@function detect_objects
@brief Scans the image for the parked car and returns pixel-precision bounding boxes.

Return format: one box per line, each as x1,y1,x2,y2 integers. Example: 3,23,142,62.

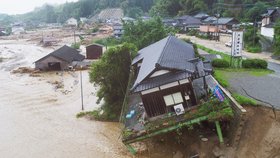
227,30,232,34
225,41,232,47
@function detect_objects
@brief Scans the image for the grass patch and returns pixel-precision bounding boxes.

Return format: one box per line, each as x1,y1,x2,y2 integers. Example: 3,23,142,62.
197,44,231,62
232,93,258,106
245,45,262,53
76,110,106,120
76,111,92,118
93,37,122,47
215,68,273,77
213,69,230,88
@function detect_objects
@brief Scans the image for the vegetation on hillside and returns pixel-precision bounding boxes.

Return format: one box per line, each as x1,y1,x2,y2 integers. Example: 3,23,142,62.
1,0,280,26
0,0,155,25
150,0,277,21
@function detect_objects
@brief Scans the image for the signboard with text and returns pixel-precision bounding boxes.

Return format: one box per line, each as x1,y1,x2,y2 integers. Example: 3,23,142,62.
231,31,243,57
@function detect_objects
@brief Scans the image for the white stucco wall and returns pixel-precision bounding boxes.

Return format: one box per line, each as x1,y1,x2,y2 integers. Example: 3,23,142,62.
261,27,274,39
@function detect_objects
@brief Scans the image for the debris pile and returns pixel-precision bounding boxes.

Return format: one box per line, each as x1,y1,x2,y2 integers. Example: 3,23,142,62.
12,67,40,74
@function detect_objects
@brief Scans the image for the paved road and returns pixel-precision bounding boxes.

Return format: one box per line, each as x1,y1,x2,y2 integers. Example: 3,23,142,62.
228,73,280,109
183,35,280,76
189,35,280,109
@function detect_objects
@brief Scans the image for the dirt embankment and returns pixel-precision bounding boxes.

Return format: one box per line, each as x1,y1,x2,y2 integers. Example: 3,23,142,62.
236,106,280,158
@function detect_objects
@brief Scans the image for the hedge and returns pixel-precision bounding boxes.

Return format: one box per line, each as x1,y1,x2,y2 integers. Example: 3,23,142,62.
212,59,230,68
242,59,268,69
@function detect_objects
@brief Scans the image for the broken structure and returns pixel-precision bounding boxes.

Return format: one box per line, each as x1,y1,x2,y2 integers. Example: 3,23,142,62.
121,36,246,154
35,45,85,71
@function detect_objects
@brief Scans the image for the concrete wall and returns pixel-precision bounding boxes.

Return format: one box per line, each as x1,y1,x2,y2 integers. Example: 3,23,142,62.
35,55,69,71
261,27,274,40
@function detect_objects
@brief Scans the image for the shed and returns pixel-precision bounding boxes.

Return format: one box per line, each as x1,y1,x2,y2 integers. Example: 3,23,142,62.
35,45,85,71
86,44,104,59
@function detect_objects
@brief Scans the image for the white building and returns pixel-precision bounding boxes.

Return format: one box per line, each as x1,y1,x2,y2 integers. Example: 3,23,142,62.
66,18,78,27
260,7,280,41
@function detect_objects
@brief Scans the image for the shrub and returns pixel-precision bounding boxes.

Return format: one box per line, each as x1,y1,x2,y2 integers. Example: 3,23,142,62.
212,59,230,68
187,29,198,36
242,59,268,69
245,45,262,53
232,93,257,106
71,42,80,49
213,70,229,88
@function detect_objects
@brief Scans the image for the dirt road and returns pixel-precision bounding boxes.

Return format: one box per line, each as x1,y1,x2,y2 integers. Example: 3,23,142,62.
0,41,130,158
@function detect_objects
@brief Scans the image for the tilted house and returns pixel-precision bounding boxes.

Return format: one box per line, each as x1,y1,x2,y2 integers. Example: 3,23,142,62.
130,36,212,118
35,45,85,71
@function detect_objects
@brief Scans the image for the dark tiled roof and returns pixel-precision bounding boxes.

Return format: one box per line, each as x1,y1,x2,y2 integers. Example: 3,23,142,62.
202,16,217,23
35,45,85,63
203,17,238,25
133,71,192,93
131,36,196,90
216,18,237,25
194,12,209,19
176,15,201,25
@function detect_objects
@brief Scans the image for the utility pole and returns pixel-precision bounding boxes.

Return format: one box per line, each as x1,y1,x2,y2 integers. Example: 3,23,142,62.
74,29,76,44
253,19,256,46
80,67,84,111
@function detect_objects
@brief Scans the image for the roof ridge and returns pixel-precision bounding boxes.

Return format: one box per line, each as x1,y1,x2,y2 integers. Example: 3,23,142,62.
156,36,172,66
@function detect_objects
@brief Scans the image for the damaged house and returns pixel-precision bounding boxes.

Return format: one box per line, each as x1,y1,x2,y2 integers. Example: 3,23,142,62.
130,36,212,118
121,36,246,154
35,45,85,71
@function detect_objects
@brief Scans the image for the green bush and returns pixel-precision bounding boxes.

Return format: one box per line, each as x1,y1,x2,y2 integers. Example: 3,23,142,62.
71,42,80,49
212,59,230,68
94,37,122,47
246,45,262,53
232,93,257,106
187,29,198,36
242,59,268,69
196,34,209,39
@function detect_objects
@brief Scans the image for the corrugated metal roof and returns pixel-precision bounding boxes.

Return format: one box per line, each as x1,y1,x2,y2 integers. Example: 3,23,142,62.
132,36,196,90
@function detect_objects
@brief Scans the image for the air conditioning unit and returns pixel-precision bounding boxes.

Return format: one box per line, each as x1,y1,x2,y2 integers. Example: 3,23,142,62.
174,104,185,116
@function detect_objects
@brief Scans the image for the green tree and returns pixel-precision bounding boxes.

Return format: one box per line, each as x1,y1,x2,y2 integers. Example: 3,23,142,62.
122,17,175,49
273,21,280,55
89,43,137,120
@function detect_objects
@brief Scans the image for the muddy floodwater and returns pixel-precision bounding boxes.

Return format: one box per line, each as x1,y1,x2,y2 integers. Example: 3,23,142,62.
0,41,131,158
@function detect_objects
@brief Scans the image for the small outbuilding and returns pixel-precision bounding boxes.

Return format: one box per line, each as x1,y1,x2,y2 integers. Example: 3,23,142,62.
86,44,104,59
35,45,85,71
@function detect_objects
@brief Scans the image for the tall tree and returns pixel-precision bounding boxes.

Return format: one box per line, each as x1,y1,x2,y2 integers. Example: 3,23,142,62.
273,21,280,55
122,17,175,49
89,43,137,120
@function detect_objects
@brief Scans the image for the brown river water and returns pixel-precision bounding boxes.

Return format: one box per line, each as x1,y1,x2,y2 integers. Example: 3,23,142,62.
0,41,131,158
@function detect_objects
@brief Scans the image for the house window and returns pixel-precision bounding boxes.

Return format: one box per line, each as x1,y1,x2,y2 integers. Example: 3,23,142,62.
163,92,183,106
